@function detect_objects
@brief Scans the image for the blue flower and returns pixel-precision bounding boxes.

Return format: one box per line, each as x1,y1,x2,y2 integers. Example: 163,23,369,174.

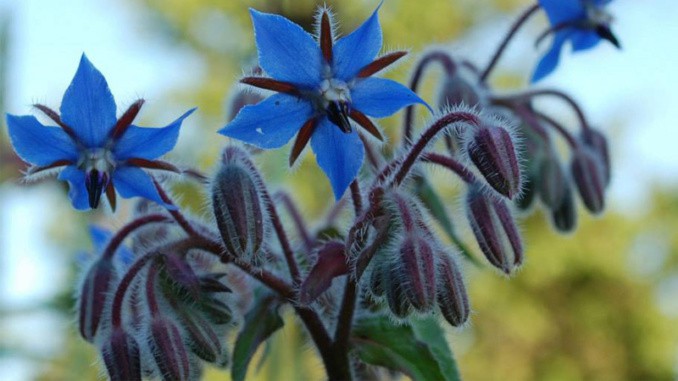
219,4,429,199
6,54,195,210
88,225,135,266
532,0,620,82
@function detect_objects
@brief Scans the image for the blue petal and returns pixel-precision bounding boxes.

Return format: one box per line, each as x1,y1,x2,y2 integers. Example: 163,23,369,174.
88,225,113,253
250,9,322,88
112,166,171,208
333,3,383,81
571,31,601,52
531,32,569,82
538,0,585,25
219,93,313,148
60,54,117,147
6,114,79,165
350,77,430,118
58,166,90,210
113,108,195,160
310,117,364,200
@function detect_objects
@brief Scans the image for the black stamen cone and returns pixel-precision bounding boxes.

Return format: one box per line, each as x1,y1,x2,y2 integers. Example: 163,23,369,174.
327,101,352,133
595,25,620,48
85,169,108,209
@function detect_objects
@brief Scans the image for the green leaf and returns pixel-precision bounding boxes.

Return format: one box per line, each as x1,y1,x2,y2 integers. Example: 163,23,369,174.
414,176,482,267
411,317,461,381
352,314,461,381
231,293,284,381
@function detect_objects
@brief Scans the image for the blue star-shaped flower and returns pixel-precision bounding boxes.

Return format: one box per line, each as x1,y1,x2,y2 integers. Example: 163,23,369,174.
6,54,195,210
219,4,429,199
532,0,620,82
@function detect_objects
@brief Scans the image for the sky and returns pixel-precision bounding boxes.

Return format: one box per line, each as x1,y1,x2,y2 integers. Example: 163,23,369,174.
0,0,677,380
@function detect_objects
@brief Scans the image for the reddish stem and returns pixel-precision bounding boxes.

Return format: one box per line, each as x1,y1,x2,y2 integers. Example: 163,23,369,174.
102,214,170,260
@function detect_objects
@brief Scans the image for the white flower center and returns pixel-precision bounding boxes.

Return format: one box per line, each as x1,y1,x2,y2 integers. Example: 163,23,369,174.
319,78,351,109
78,148,116,173
585,1,612,26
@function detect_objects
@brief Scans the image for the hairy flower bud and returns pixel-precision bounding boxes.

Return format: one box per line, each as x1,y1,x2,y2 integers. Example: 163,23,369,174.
397,234,436,312
466,186,523,275
580,127,611,186
551,184,577,233
571,147,606,214
148,318,192,381
385,263,411,318
176,308,227,366
467,124,521,199
158,254,201,300
437,74,483,108
199,296,234,325
436,253,469,327
538,153,567,208
212,146,266,262
101,327,141,381
78,257,117,342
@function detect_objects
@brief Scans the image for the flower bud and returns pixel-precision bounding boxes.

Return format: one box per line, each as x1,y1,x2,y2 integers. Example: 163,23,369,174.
397,234,436,312
78,257,117,342
100,327,141,381
570,147,605,214
157,254,201,300
538,153,567,209
436,253,469,327
368,258,389,298
199,296,234,325
148,318,192,381
175,308,226,366
212,146,266,262
580,127,610,186
466,186,523,275
228,88,264,122
467,124,521,199
437,74,483,108
199,273,232,294
551,184,577,233
385,263,411,318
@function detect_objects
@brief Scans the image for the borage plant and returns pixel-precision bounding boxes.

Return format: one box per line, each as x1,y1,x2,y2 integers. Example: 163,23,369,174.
5,1,620,380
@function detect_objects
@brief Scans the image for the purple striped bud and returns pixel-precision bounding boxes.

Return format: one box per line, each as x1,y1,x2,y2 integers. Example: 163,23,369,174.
466,186,523,275
212,147,266,262
78,257,117,342
467,124,521,199
551,184,577,233
436,253,469,327
101,327,141,381
148,318,192,381
158,254,201,300
199,273,232,294
199,296,234,325
580,128,611,186
571,147,606,214
538,153,567,209
397,235,436,312
368,258,389,298
176,308,226,366
385,263,411,318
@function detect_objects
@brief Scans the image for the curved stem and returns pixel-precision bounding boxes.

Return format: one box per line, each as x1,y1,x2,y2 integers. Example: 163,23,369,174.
275,191,314,252
479,3,540,82
102,214,170,260
260,187,301,284
533,110,579,148
420,152,477,183
492,89,591,131
402,51,457,144
392,111,481,187
153,179,201,238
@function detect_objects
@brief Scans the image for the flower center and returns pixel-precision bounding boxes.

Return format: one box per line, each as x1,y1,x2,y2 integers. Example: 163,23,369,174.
319,78,352,133
584,2,612,27
77,148,116,209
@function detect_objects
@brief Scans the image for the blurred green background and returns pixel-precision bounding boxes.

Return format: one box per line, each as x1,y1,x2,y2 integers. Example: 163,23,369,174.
1,0,677,380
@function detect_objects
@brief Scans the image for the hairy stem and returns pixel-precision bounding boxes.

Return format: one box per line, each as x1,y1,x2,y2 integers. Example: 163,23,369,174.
492,89,591,131
479,3,541,82
102,214,170,261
